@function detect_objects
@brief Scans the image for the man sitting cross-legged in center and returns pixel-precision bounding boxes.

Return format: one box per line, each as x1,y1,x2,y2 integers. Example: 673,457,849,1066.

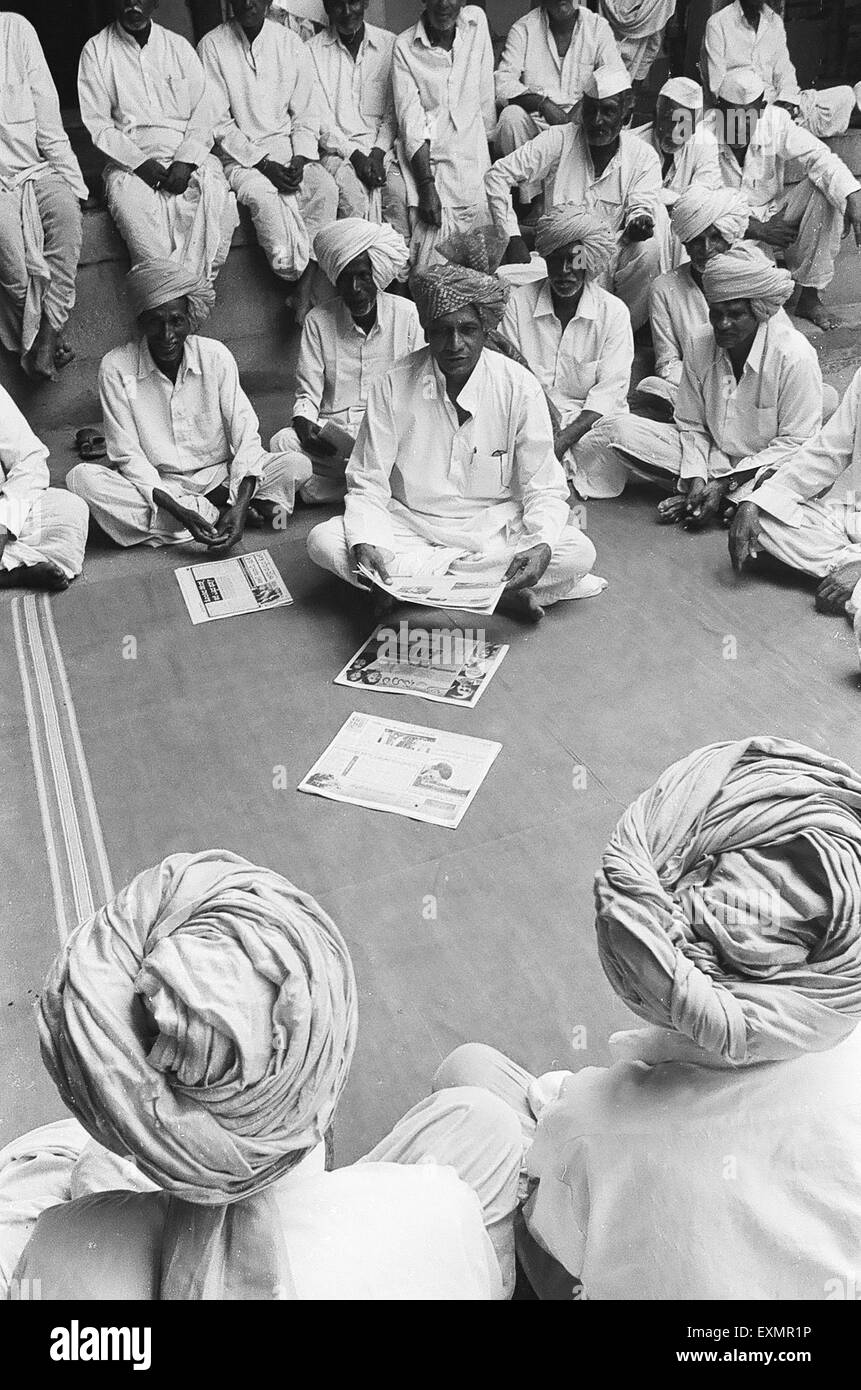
67,261,300,549
307,260,601,623
269,219,423,509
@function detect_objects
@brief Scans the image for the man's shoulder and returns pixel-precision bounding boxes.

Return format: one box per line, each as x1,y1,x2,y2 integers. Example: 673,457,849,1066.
365,23,396,54
190,334,237,369
152,20,198,58
100,339,141,376
686,322,718,365
372,345,432,392
3,11,37,45
381,292,421,325
591,281,631,322
621,128,660,167
651,264,694,301
197,21,233,54
509,8,539,38
769,313,819,365
483,345,540,394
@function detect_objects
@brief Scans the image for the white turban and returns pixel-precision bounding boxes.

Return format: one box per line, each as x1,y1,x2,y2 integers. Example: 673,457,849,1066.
313,218,410,289
595,738,861,1065
534,205,617,277
126,259,214,330
39,850,358,1203
583,63,632,100
718,67,767,105
670,183,750,248
659,77,704,111
702,244,794,320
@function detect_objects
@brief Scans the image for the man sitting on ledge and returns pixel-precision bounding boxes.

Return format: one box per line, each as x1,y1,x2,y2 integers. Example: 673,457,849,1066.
67,261,300,548
307,260,601,623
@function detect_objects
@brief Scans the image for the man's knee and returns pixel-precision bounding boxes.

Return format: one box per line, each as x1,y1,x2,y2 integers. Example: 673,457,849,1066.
64,461,104,502
306,516,346,571
434,1042,516,1093
496,104,535,147
434,1084,523,1156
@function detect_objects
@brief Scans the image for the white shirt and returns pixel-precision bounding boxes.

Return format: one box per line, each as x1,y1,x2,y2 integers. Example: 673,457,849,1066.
392,7,496,208
307,24,397,160
78,21,214,171
98,335,270,507
525,1024,861,1300
649,263,708,385
198,18,320,169
703,0,800,105
750,364,861,540
494,5,622,108
292,293,425,428
501,278,633,420
486,125,662,240
0,12,87,197
344,346,570,553
0,381,49,538
707,102,860,216
633,120,722,206
675,314,823,482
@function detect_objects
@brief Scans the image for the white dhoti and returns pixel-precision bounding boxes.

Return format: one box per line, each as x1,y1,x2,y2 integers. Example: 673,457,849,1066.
408,199,492,273
66,452,305,548
597,209,669,331
757,495,861,603
104,156,237,288
1,487,89,577
320,154,410,244
797,86,858,139
494,107,548,202
227,163,338,282
0,175,83,356
307,509,600,606
268,425,348,508
751,177,845,291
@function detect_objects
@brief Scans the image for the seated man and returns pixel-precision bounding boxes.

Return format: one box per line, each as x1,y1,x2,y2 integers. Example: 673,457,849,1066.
270,218,423,507
604,246,825,521
633,78,722,267
709,68,861,330
0,385,88,592
78,0,237,290
494,0,623,218
0,12,87,381
392,0,497,269
704,0,860,139
67,261,299,548
499,205,634,500
308,0,409,240
597,0,676,84
730,365,861,621
636,182,752,415
0,850,523,1299
486,64,666,330
307,260,600,624
439,736,861,1300
199,0,338,321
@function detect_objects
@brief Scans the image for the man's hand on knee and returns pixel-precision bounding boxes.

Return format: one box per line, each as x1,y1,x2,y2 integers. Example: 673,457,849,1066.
503,542,551,591
350,542,394,586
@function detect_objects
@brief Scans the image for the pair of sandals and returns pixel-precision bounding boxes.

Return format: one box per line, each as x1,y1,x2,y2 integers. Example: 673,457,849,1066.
74,426,106,461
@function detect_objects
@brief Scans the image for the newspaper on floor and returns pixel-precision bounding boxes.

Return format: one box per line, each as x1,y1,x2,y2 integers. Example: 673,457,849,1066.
298,712,502,828
356,563,507,616
175,549,293,624
334,622,509,708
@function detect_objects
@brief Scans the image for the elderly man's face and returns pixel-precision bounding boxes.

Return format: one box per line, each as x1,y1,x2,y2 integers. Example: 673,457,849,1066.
425,0,462,36
719,100,763,148
686,225,731,274
545,246,587,300
709,297,759,350
230,0,269,33
114,0,158,33
427,306,484,382
336,252,377,320
656,96,696,153
140,297,192,371
582,92,630,146
324,0,368,35
542,0,578,24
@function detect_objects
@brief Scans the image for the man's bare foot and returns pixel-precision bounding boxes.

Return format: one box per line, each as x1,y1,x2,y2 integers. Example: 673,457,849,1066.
497,586,545,622
815,560,861,613
795,287,837,331
657,494,686,525
0,561,70,592
24,319,60,381
54,336,75,371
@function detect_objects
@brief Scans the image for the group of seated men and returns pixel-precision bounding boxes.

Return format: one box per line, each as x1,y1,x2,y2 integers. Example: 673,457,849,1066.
1,2,860,630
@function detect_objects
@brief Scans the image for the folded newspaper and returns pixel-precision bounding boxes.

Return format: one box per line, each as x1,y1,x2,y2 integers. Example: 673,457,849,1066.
299,712,501,828
335,622,508,708
356,563,506,616
175,549,293,624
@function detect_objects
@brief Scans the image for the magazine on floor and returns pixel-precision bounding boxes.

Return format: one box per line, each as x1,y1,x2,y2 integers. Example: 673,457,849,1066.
356,563,507,616
334,622,509,708
298,712,502,828
175,549,293,624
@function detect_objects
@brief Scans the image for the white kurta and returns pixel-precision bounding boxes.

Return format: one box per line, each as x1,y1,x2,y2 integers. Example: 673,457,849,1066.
495,5,624,110
392,7,496,267
524,1024,861,1300
0,383,87,578
648,262,707,387
703,0,857,137
597,0,675,81
198,18,337,280
78,22,236,284
0,14,86,353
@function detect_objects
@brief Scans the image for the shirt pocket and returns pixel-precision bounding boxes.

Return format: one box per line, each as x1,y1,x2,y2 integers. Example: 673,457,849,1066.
152,73,192,118
749,402,779,450
568,358,600,399
0,80,36,126
463,451,508,498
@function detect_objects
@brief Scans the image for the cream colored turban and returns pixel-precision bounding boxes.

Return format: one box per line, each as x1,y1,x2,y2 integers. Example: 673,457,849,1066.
670,184,750,248
534,205,617,277
39,850,358,1203
313,218,410,289
126,259,214,330
702,244,794,320
595,738,861,1065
